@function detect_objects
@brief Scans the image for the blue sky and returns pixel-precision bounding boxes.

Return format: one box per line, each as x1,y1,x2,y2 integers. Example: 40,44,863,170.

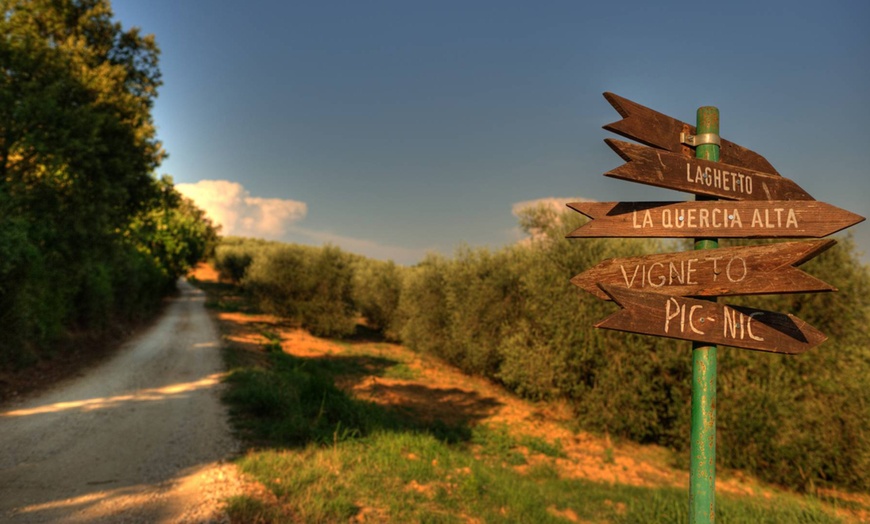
112,0,869,265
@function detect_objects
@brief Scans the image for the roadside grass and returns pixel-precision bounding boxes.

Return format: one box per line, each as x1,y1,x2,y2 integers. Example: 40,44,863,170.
198,275,849,523
192,278,252,313
234,438,840,523
220,342,844,523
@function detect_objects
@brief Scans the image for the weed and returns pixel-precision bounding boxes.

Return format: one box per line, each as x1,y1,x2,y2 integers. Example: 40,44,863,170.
206,273,851,523
224,495,280,523
519,435,566,458
382,361,419,380
471,425,526,466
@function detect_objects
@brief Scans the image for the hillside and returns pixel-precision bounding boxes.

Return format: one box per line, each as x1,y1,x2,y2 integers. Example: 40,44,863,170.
192,263,869,523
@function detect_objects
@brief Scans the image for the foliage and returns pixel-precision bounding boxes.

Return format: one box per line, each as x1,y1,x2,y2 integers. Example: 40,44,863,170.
128,175,220,280
213,244,254,284
395,204,870,492
714,236,870,490
227,240,359,337
211,203,870,492
351,257,404,339
217,320,845,523
0,1,218,366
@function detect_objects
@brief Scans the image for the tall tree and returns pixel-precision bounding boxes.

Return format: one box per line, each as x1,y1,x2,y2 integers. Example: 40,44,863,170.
0,1,217,364
1,0,163,238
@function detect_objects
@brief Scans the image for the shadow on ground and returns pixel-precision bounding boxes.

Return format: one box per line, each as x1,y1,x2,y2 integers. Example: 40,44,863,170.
201,286,506,450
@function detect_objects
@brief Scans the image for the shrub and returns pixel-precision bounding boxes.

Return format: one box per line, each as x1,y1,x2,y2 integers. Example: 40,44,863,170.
211,212,870,492
390,204,870,492
352,257,405,338
214,244,254,284
395,254,451,358
300,245,357,337
240,242,358,338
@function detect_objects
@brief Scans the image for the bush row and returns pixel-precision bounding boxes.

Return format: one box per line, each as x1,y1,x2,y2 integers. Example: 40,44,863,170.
213,204,870,492
0,3,219,369
0,181,218,369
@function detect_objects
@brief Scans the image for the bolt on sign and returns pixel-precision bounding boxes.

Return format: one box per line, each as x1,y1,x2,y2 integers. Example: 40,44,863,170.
568,93,865,354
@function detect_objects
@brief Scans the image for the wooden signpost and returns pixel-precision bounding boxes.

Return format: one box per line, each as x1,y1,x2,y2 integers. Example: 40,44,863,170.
596,285,827,355
568,93,865,523
572,240,836,300
566,201,864,239
602,92,780,175
603,139,814,201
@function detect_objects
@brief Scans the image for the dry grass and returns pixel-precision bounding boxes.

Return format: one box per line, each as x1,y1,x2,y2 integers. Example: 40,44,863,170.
190,262,869,523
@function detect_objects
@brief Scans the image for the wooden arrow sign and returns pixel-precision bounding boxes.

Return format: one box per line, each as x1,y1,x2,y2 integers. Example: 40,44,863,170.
572,240,836,300
596,285,826,354
602,92,781,175
604,139,814,201
566,201,865,239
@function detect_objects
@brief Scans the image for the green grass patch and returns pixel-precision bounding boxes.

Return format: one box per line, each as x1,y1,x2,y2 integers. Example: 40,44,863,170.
195,280,251,313
519,435,566,459
234,432,843,523
224,495,281,523
224,354,397,446
222,343,470,448
471,424,526,466
381,361,419,380
258,329,283,354
216,299,848,523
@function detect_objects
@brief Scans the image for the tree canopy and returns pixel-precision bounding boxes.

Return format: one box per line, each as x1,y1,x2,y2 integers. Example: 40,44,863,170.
1,0,218,365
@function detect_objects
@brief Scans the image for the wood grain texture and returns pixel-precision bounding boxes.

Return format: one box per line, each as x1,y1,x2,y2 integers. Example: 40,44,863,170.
566,201,865,239
602,92,781,175
604,139,814,201
571,240,836,299
596,284,827,354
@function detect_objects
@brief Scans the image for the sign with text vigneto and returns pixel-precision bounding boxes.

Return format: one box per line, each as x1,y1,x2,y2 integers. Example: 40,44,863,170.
572,239,836,300
569,93,865,354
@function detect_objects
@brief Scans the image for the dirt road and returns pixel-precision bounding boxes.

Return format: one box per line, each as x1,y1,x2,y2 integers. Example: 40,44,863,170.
0,280,240,523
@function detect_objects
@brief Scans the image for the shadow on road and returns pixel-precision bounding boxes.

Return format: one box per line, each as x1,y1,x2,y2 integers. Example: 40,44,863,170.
0,281,237,523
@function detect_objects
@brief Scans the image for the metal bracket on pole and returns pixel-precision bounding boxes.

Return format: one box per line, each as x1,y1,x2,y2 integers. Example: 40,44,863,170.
681,132,721,147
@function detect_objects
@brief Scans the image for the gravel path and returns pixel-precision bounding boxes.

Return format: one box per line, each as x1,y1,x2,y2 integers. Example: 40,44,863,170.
0,280,242,523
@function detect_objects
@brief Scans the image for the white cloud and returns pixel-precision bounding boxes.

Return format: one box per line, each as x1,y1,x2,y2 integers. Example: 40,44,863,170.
176,179,307,239
510,196,595,217
175,179,431,264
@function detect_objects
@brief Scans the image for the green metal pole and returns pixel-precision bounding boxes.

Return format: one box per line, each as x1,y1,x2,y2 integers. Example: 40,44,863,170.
689,106,720,524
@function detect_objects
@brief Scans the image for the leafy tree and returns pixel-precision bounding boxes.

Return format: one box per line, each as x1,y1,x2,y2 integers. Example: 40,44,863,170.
0,1,217,364
1,0,163,233
129,176,221,281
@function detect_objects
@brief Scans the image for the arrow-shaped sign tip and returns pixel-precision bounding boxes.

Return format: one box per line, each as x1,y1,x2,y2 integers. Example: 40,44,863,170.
565,201,594,218
603,138,634,162
602,92,630,118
